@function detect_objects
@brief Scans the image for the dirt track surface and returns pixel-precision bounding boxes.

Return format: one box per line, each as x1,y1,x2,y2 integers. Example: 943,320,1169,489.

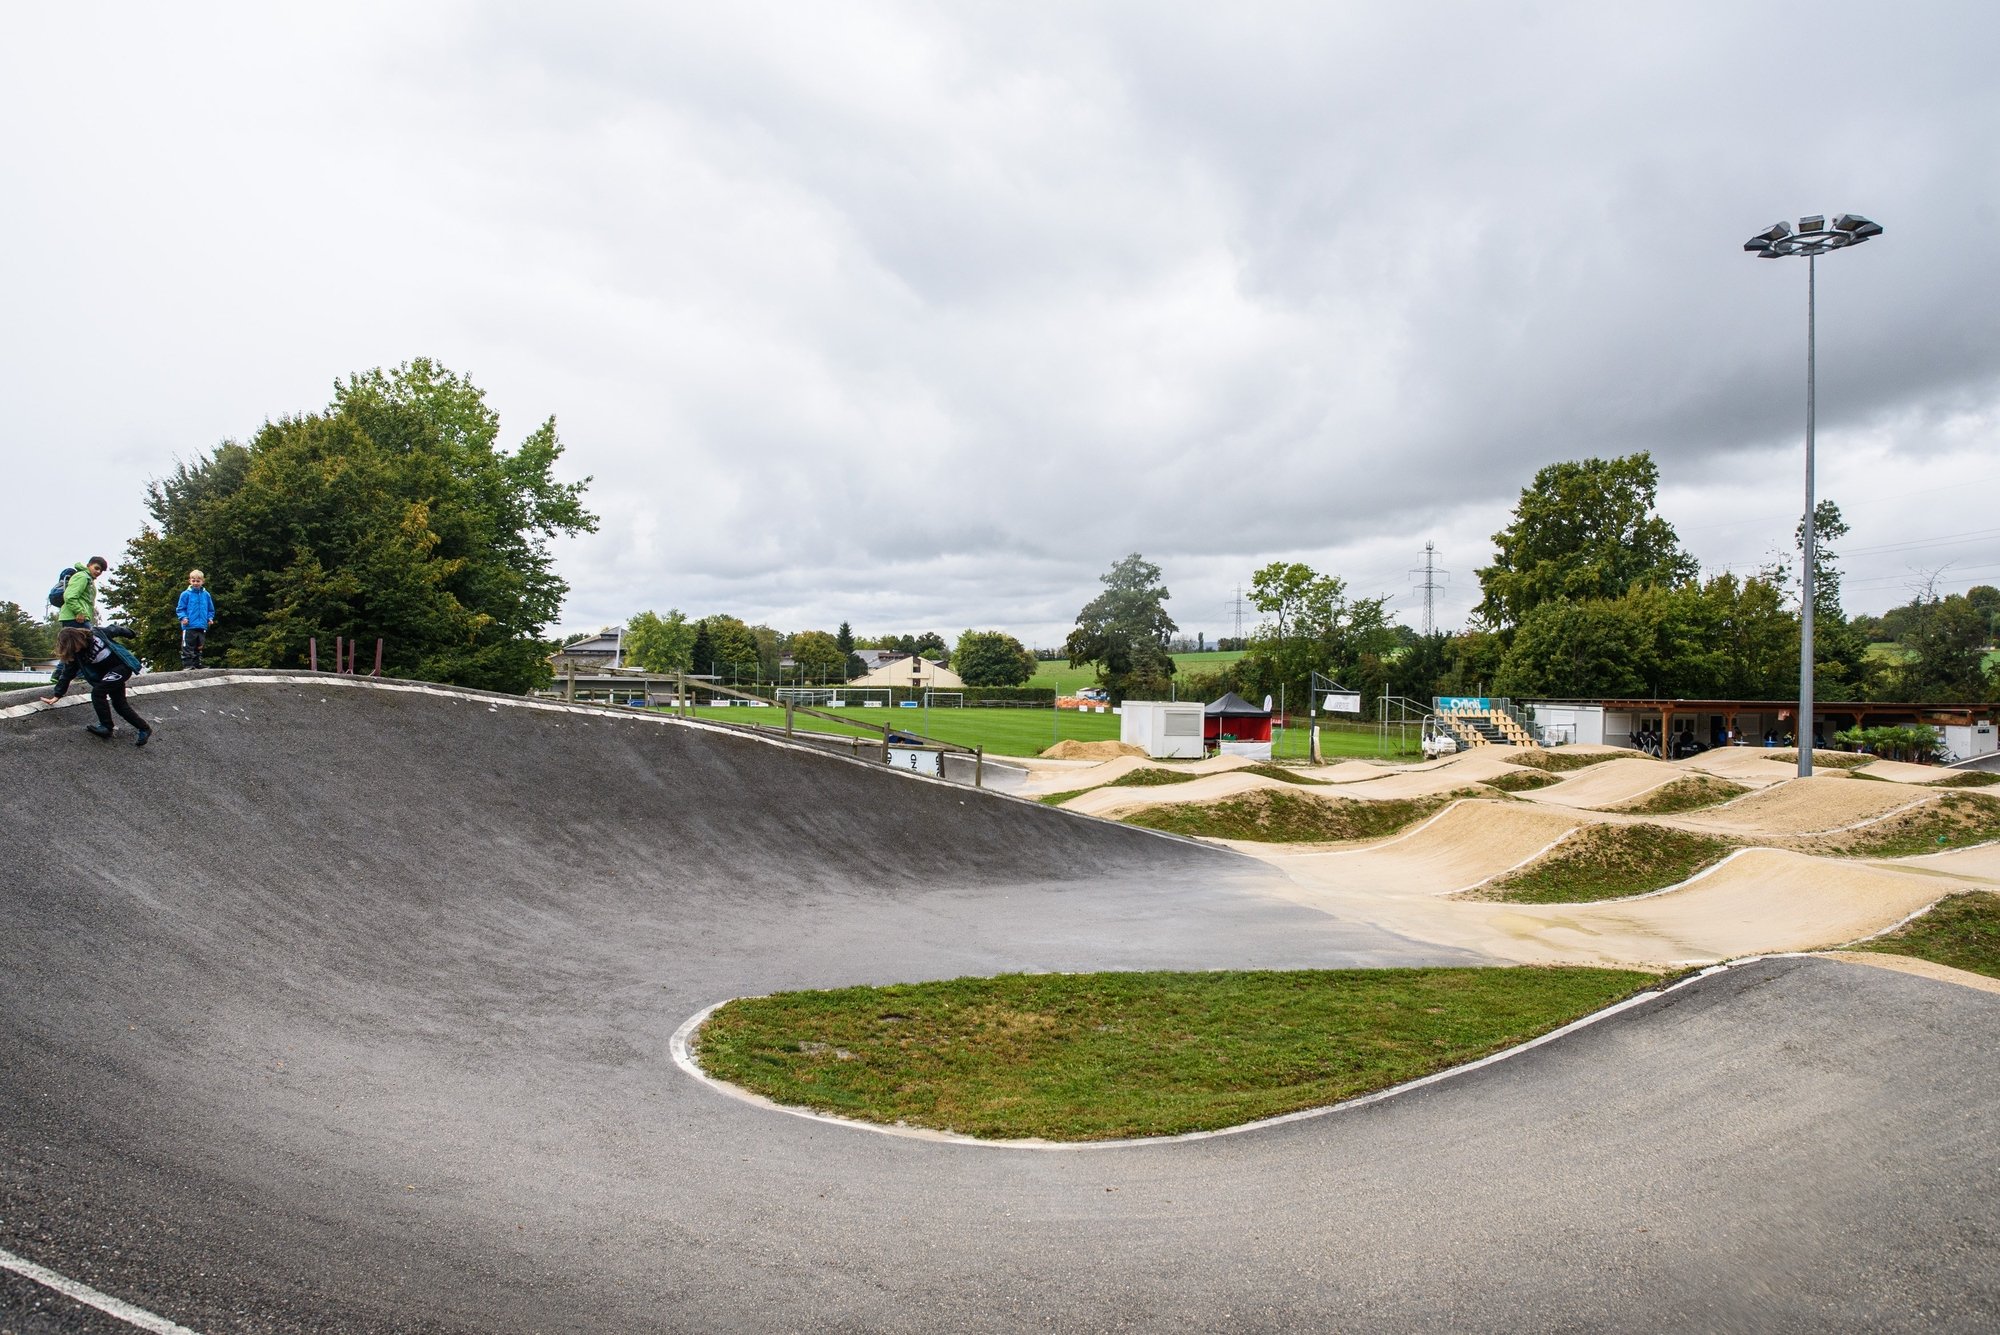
3,677,1998,1332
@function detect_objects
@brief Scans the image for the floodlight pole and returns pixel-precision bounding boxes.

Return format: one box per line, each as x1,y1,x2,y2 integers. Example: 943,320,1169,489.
1800,253,1816,779
1743,212,1882,779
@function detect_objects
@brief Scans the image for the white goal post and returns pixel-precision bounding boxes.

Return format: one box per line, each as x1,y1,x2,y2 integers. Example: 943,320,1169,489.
777,686,893,708
922,691,964,709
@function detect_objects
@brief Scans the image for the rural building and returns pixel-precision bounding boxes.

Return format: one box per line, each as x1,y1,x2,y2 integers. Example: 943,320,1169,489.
850,654,964,690
549,627,623,673
1526,697,1998,761
1121,701,1206,759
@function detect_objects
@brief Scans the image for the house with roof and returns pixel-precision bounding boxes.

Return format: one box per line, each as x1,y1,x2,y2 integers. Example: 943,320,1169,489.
549,627,623,673
850,652,964,690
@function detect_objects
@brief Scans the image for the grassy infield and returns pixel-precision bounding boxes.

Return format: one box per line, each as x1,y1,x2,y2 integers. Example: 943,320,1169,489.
698,740,2000,1141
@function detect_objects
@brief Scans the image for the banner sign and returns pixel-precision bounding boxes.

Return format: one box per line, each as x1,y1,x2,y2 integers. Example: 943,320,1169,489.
1437,697,1492,711
1323,692,1362,714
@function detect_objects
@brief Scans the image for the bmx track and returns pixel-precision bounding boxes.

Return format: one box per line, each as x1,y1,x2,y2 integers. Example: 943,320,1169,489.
2,673,1996,1332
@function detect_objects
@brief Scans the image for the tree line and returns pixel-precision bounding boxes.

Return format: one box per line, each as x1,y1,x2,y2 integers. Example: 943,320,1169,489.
616,613,1040,687
1063,453,1997,711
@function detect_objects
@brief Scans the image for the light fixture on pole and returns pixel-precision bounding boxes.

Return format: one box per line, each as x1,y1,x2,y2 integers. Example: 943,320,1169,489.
1743,213,1882,779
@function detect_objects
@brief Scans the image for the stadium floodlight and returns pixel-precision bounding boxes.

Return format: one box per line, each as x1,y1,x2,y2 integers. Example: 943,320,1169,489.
1742,212,1883,778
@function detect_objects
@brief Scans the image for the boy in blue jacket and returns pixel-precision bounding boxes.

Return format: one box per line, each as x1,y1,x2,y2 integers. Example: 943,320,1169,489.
176,569,216,669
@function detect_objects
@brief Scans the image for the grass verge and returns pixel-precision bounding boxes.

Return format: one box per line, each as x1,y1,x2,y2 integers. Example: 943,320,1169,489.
1105,767,1200,787
1119,788,1478,843
1933,771,2000,789
1769,750,1872,769
1801,792,2000,858
694,966,1657,1140
1505,750,1630,772
1609,775,1748,815
1475,824,1735,903
1850,892,2000,980
1481,770,1559,793
1238,762,1329,785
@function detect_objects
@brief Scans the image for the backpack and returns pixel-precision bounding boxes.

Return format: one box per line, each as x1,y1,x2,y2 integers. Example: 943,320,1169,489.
47,566,77,609
104,636,143,677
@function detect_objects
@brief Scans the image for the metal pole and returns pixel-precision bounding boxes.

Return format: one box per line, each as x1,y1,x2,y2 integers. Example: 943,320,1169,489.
1799,254,1817,779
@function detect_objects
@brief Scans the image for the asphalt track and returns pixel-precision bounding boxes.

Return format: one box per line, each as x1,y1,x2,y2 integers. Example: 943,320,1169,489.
2,674,1996,1332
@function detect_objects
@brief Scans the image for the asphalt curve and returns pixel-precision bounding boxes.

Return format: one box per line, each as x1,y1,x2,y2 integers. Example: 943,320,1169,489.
2,674,1995,1333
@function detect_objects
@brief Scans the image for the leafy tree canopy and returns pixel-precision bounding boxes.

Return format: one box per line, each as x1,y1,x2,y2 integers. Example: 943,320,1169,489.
1237,560,1393,711
108,359,595,693
952,629,1036,686
788,629,846,681
624,609,694,672
1065,553,1177,700
693,615,761,678
1476,453,1697,628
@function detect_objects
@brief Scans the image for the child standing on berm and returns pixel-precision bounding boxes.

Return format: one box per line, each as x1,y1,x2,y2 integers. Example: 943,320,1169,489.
177,568,216,669
41,626,152,746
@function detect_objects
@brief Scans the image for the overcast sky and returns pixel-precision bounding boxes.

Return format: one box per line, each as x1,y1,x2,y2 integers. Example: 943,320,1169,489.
4,2,1996,650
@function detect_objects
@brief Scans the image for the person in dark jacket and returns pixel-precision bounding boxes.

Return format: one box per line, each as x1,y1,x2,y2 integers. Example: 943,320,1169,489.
40,625,152,745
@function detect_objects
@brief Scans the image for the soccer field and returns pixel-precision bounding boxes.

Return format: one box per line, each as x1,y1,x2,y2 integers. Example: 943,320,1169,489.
661,702,1418,761
666,703,1123,757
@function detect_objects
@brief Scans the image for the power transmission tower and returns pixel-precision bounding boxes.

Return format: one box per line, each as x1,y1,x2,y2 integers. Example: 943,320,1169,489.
1231,585,1246,644
1409,543,1450,636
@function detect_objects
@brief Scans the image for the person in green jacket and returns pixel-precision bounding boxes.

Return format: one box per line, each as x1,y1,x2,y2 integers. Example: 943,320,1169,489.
58,557,107,628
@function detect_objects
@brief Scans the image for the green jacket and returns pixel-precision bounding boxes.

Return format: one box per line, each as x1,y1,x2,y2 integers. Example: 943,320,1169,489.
59,562,96,623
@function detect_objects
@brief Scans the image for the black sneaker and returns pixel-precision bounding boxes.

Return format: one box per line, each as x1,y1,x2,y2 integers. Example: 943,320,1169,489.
135,728,152,747
86,724,112,740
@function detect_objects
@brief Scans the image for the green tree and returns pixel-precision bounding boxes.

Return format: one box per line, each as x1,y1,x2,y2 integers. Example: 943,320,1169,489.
1895,587,1992,701
1065,553,1178,700
836,621,864,681
0,602,55,670
951,629,1036,686
1239,561,1393,713
624,609,694,672
788,630,846,681
1768,500,1871,699
1494,598,1653,697
694,615,760,680
107,359,595,693
1476,453,1697,629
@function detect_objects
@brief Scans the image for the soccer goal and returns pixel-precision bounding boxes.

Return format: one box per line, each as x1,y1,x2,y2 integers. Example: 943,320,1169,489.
922,691,964,709
775,687,840,707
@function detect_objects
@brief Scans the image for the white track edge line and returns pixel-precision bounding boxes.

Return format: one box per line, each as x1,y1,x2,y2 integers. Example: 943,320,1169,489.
668,961,1759,1152
0,1245,205,1335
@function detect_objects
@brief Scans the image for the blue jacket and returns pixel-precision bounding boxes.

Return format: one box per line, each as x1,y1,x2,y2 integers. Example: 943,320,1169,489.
176,586,216,629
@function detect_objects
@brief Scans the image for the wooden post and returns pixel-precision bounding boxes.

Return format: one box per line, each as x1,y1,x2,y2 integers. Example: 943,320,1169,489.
975,745,984,789
786,701,795,737
309,637,318,672
334,636,343,673
565,663,575,702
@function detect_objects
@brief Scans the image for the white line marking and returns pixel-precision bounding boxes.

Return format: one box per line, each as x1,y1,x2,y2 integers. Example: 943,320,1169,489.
0,1246,205,1334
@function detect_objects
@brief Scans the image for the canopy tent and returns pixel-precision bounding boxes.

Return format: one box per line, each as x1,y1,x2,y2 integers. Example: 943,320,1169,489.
1204,692,1273,743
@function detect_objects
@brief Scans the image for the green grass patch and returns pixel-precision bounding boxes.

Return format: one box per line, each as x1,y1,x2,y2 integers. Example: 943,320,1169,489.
1038,788,1093,806
1932,771,2000,789
1120,788,1477,843
1821,792,2000,858
1105,767,1200,788
1505,749,1630,772
1610,775,1748,815
1769,750,1872,769
694,966,1657,1140
1478,824,1734,903
1238,762,1328,785
670,702,1122,757
1481,769,1560,793
1851,892,2000,980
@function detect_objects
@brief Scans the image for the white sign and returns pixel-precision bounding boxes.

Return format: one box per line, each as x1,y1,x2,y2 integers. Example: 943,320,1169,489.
887,747,944,777
1323,692,1361,714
